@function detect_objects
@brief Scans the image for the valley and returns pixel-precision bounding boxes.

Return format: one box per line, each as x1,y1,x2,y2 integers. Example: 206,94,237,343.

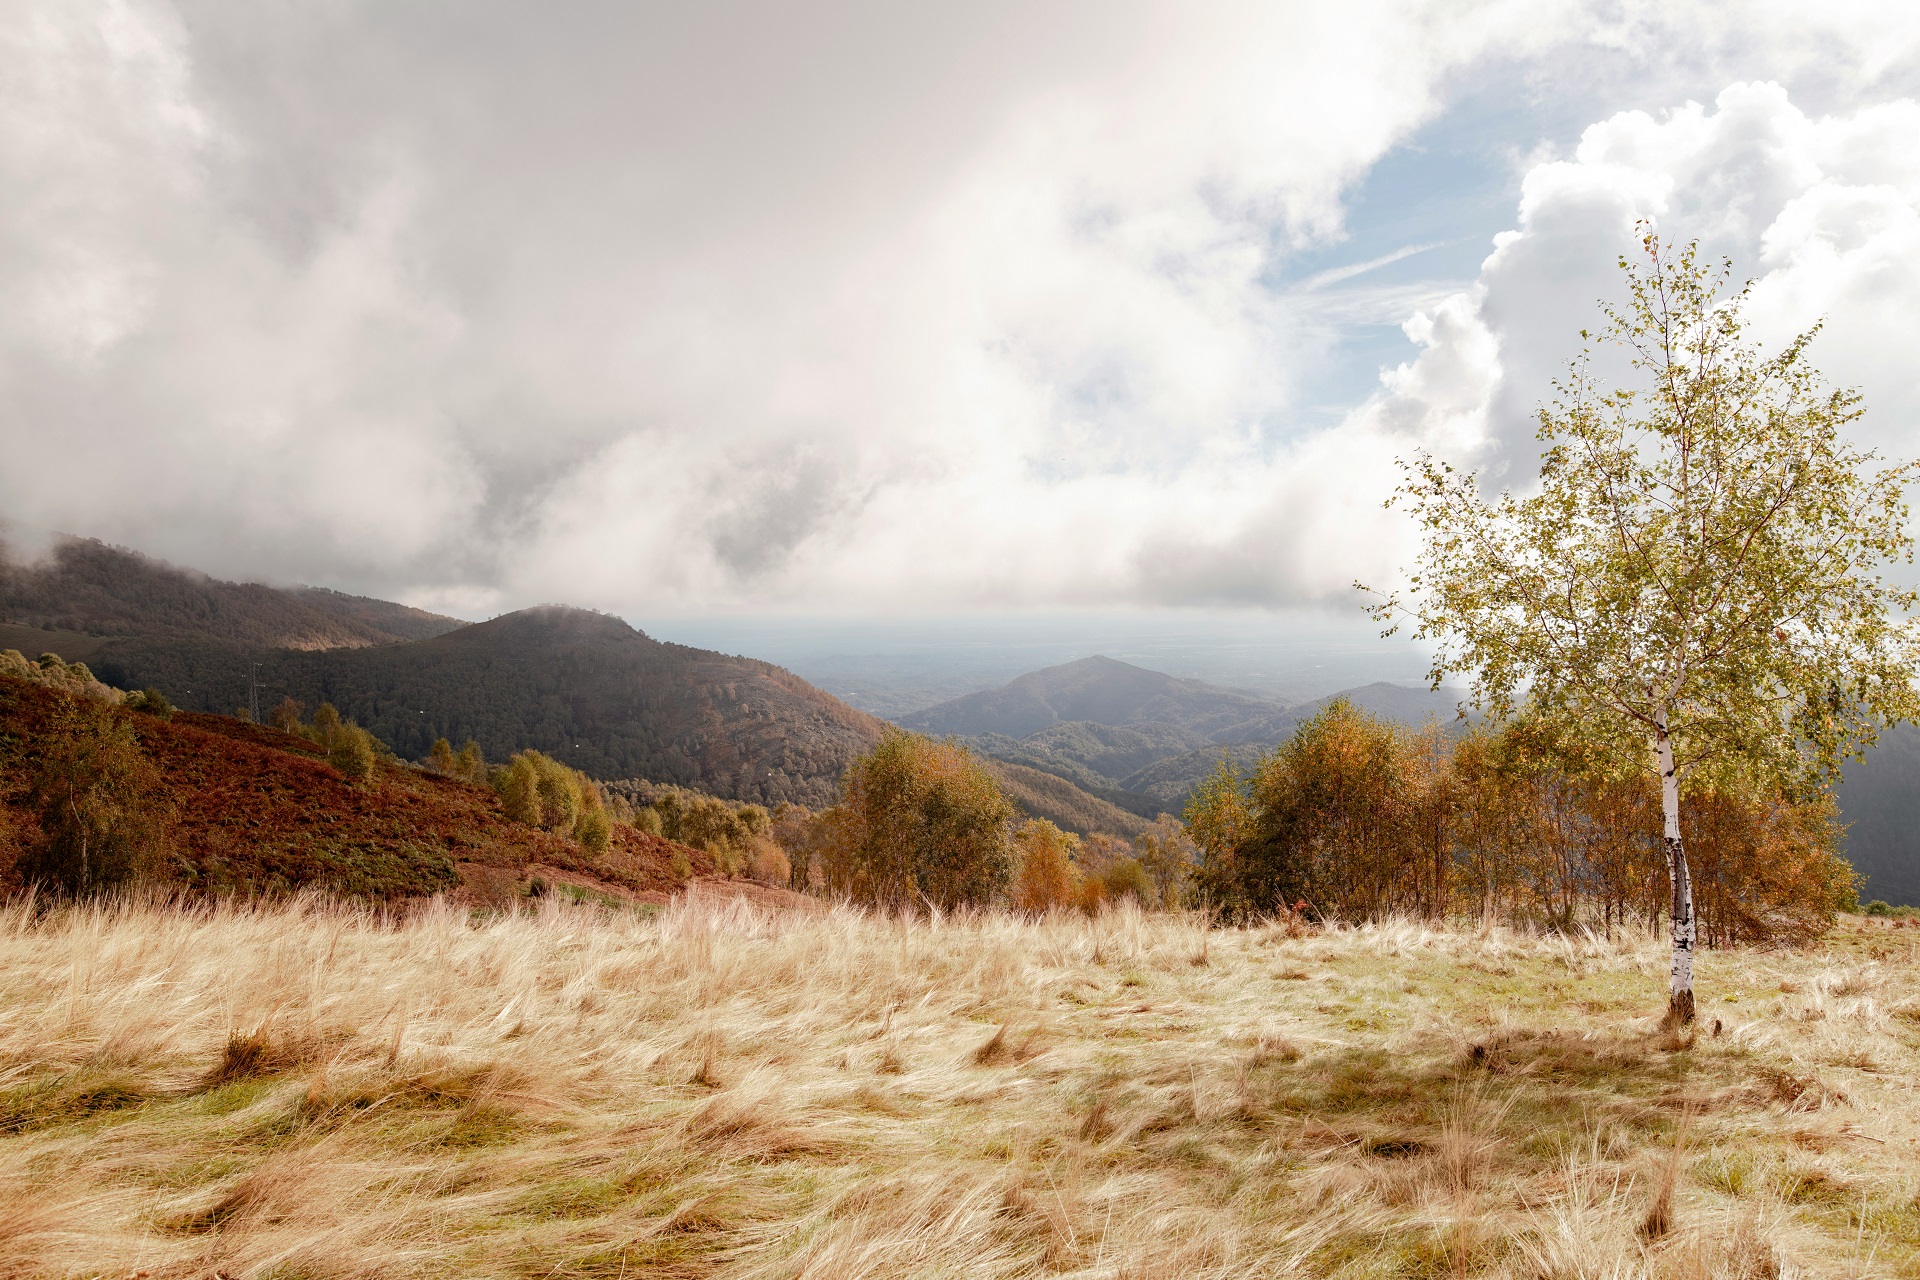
6,531,1919,903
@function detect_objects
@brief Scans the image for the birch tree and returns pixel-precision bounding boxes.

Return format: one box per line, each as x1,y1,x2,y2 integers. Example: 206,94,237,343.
1368,234,1920,1024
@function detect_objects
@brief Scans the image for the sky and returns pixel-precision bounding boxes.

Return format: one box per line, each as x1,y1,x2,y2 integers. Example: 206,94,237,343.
6,1,1920,667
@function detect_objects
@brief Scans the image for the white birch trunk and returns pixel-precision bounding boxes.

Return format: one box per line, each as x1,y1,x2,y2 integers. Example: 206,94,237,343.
1653,706,1695,1025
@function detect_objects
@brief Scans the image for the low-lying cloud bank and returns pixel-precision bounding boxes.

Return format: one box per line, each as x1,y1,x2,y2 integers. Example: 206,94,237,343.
3,2,1918,615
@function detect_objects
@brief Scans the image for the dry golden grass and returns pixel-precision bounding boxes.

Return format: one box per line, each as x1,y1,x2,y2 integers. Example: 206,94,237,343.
2,894,1919,1279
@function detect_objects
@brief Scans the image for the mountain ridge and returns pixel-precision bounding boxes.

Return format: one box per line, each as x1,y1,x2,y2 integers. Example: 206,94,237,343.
1,538,1148,833
897,654,1302,742
0,534,463,649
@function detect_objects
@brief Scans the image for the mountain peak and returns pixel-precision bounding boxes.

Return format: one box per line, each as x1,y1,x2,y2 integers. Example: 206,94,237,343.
900,654,1290,741
1,534,462,649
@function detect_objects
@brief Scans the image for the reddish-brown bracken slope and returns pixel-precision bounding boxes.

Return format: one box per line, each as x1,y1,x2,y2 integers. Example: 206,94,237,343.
0,676,802,907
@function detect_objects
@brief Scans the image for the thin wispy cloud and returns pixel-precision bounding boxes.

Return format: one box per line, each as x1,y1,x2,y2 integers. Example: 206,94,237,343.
1295,241,1454,291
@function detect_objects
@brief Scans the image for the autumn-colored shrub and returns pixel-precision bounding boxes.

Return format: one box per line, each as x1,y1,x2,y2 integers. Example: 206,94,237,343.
0,649,123,703
803,804,863,899
574,805,612,855
126,687,173,719
745,836,790,884
17,698,174,896
626,786,768,873
833,729,1014,912
0,805,24,892
1011,819,1078,914
421,736,489,788
1132,815,1196,908
310,702,342,742
1099,857,1154,908
1186,699,1849,943
1073,875,1108,916
494,750,611,852
328,723,377,782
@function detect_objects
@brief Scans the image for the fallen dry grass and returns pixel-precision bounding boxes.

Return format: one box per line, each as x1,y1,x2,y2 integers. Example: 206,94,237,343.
2,894,1918,1279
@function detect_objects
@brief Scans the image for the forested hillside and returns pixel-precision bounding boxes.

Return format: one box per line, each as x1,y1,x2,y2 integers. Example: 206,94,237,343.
91,607,888,809
0,669,735,905
0,534,1151,828
0,535,461,647
982,759,1152,837
907,658,1468,819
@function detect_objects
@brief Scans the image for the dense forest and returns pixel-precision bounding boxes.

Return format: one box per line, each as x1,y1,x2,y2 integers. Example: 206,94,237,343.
95,608,888,809
0,538,1162,826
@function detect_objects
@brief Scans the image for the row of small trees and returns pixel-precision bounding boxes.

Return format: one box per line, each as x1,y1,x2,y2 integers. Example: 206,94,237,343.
492,749,614,852
1184,699,1853,944
0,666,1860,945
270,698,382,781
606,781,788,881
772,729,1196,914
783,711,1851,945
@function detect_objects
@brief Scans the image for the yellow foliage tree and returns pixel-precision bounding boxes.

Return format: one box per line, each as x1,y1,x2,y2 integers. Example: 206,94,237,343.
1011,819,1078,915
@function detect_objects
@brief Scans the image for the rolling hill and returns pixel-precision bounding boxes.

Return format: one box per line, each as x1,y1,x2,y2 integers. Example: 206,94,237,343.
899,654,1300,741
903,657,1468,817
0,670,754,906
50,606,886,810
0,534,462,648
0,536,890,808
1,536,1146,833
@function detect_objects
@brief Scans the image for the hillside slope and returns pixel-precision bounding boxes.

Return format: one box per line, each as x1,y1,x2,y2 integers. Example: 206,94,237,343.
0,674,747,905
48,565,1147,829
89,607,890,809
983,760,1154,837
914,659,1470,819
0,535,461,648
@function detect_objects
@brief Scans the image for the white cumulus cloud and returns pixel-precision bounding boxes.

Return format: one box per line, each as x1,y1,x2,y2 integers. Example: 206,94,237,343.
3,2,1919,618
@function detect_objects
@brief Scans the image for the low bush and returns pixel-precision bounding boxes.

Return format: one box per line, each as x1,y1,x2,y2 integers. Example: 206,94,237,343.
826,730,1014,912
1011,819,1077,914
328,723,377,782
1099,857,1154,907
125,687,173,719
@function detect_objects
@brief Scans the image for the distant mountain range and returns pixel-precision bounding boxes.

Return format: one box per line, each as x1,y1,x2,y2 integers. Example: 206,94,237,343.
8,534,1915,900
898,655,1919,906
899,655,1465,814
899,654,1305,741
0,535,1147,835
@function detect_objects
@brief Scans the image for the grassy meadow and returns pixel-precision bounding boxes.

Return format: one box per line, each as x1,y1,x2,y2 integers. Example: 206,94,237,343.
3,895,1919,1278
